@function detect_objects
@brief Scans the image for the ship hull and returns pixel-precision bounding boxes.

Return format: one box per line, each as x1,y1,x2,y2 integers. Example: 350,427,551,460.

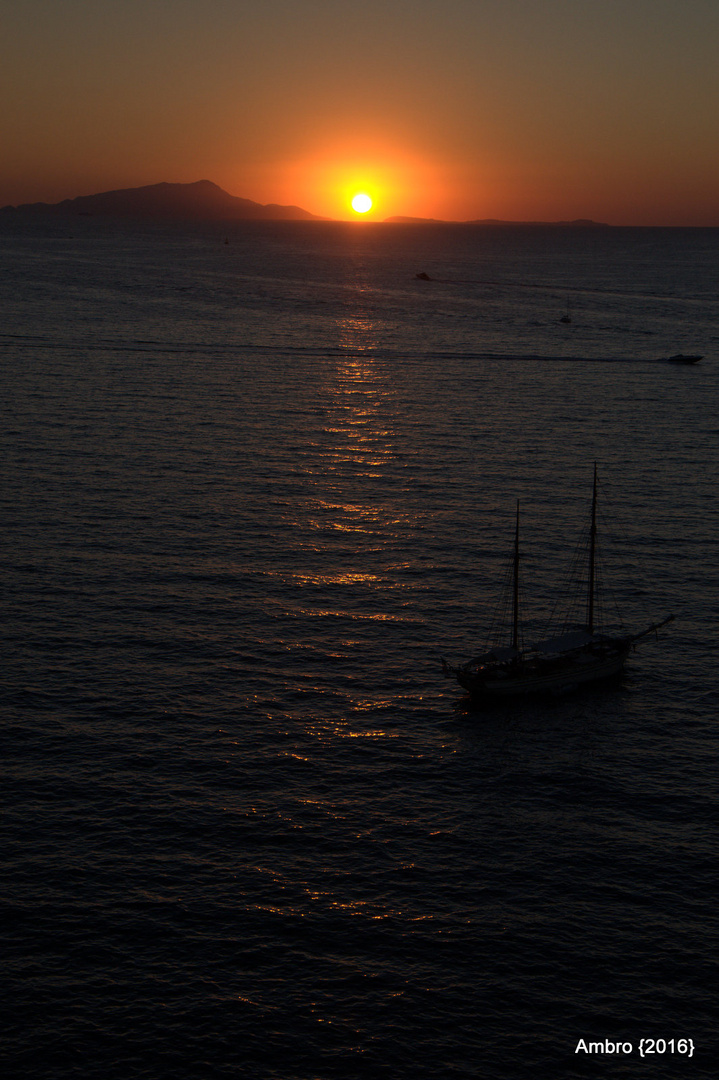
456,642,631,702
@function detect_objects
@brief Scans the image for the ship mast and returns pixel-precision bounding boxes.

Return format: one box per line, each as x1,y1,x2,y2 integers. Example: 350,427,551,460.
586,464,597,633
512,501,520,651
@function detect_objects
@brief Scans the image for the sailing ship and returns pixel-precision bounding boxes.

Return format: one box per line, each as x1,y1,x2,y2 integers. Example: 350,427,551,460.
442,468,673,702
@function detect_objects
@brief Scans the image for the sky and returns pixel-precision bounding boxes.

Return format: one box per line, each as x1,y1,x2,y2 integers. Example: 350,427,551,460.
2,0,719,224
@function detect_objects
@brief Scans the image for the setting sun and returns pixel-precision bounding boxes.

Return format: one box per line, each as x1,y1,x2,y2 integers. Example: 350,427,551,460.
274,148,446,219
351,193,373,214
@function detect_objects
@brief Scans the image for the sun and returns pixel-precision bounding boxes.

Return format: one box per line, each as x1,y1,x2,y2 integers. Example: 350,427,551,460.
351,192,373,214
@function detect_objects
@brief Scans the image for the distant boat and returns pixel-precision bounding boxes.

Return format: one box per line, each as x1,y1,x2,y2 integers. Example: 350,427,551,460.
665,353,702,364
442,467,673,703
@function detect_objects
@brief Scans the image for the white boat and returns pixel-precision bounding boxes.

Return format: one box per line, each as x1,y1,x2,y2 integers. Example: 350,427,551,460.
442,468,673,703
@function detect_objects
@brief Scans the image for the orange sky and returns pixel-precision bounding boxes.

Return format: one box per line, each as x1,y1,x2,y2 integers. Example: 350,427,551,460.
2,0,719,224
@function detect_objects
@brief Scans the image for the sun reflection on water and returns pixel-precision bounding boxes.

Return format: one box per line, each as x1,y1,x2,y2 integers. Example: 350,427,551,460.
252,302,433,729
310,349,398,485
336,311,380,353
290,571,381,585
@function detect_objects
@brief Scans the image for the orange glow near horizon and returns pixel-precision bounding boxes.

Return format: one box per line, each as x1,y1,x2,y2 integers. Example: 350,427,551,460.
269,147,449,221
3,5,719,225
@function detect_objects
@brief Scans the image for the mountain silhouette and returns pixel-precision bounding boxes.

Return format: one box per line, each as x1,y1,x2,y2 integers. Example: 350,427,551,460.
2,180,322,221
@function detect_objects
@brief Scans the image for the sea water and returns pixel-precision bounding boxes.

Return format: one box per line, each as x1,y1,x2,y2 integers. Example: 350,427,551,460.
1,216,718,1079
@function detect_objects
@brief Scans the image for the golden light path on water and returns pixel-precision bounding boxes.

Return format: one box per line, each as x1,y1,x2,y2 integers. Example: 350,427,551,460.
259,297,429,744
247,327,416,937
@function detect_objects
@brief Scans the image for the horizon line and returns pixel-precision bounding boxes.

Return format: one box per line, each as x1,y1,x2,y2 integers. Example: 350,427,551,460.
2,179,718,228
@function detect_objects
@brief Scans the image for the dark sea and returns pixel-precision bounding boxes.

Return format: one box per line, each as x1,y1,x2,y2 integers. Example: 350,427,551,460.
1,215,718,1080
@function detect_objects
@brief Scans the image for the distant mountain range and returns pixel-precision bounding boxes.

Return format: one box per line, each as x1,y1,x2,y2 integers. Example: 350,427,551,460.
1,179,323,221
1,180,610,226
